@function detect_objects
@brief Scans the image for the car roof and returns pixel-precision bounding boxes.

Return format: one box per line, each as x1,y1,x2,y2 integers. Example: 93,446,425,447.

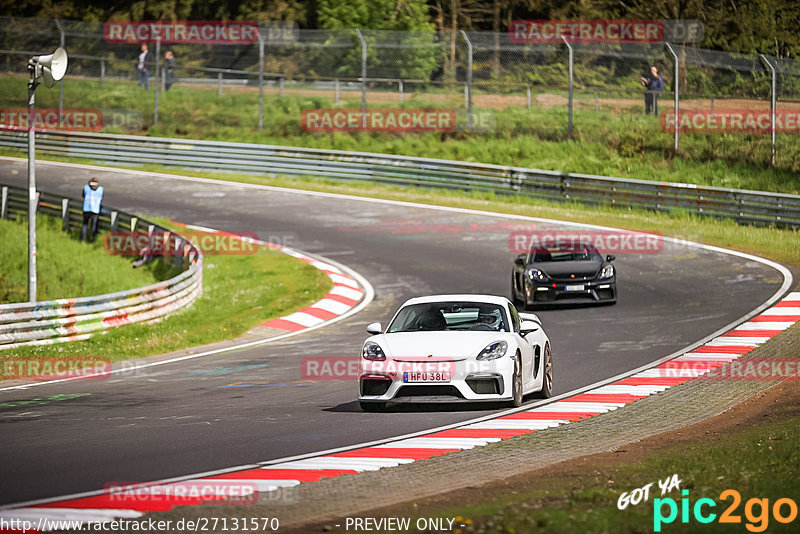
400,294,510,307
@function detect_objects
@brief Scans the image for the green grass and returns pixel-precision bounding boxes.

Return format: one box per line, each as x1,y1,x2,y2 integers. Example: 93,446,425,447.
420,409,800,534
3,218,332,362
0,215,173,303
1,75,798,192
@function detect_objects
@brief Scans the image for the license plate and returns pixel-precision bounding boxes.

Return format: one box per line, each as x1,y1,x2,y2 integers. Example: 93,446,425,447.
565,284,585,291
403,371,451,383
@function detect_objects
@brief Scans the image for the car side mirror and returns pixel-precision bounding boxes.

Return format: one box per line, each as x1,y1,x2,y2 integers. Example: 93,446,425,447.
519,320,540,335
606,255,616,262
366,322,382,335
514,253,526,267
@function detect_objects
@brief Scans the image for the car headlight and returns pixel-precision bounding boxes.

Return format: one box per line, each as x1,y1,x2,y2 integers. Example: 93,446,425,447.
476,340,508,361
527,268,546,282
362,341,386,361
599,264,615,279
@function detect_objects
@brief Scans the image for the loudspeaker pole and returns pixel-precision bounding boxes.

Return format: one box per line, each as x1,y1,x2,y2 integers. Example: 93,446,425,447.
27,62,39,302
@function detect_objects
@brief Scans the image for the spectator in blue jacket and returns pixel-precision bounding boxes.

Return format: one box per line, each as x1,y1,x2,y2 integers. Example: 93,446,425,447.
81,177,104,242
641,65,664,116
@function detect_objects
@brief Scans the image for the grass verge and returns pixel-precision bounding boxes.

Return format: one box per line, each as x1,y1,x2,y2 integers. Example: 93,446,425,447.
1,75,798,191
3,218,332,363
367,386,800,534
0,215,174,304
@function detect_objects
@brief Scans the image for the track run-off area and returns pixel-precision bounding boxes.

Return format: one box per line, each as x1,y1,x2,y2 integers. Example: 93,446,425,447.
0,157,793,520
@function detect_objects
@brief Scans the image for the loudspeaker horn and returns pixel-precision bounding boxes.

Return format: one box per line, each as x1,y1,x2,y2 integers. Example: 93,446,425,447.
34,47,68,87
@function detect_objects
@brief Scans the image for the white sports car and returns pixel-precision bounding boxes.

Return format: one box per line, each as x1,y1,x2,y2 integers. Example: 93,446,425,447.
358,294,552,411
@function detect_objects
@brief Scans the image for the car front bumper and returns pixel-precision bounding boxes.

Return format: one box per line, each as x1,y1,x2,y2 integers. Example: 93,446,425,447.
358,357,515,403
524,278,616,304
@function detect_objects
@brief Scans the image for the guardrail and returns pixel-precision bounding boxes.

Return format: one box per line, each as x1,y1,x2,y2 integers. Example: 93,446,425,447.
1,130,798,228
0,182,203,350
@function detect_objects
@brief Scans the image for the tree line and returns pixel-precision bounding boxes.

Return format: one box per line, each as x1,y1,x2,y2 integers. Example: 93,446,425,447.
1,0,797,58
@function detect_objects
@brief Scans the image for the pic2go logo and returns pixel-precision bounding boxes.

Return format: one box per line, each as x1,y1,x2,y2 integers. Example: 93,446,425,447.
654,489,798,532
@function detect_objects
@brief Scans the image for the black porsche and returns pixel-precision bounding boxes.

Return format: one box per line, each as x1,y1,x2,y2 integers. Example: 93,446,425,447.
511,244,616,307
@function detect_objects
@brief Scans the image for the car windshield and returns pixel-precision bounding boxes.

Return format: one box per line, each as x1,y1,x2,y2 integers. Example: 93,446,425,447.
387,302,510,333
530,245,599,262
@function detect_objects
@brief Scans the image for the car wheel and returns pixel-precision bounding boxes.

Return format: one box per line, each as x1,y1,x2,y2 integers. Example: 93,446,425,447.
534,343,553,398
510,353,524,407
359,401,385,412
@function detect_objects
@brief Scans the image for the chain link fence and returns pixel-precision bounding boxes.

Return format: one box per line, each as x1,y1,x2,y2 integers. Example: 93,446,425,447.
1,16,799,167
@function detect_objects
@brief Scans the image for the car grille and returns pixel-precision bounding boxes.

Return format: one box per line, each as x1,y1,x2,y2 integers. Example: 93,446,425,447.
395,385,463,399
548,273,595,282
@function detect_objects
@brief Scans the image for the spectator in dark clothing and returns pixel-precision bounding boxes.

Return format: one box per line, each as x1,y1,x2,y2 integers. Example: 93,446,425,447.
81,177,104,242
136,43,152,90
164,50,176,91
641,65,664,116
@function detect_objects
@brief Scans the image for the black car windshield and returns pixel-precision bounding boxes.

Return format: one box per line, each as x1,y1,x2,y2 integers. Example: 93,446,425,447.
388,302,510,333
530,245,600,262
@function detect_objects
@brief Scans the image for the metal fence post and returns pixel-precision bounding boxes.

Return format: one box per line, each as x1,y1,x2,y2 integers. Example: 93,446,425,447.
664,42,679,151
595,89,599,112
399,79,403,103
527,86,531,109
355,29,367,129
61,198,69,231
257,29,264,131
279,76,284,97
100,58,105,87
334,78,340,102
461,30,473,130
1,186,8,219
562,36,573,136
153,38,160,125
217,72,222,97
710,95,714,117
54,19,64,119
27,73,37,303
759,54,777,166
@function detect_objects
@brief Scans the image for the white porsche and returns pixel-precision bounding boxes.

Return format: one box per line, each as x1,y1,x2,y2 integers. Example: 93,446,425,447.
358,294,552,411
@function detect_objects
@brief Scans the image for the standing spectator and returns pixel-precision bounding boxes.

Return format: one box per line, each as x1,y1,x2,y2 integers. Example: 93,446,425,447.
81,177,104,242
641,65,664,116
164,50,176,91
136,43,152,90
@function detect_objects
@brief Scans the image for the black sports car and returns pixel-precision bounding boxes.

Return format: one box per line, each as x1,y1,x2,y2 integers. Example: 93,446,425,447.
511,244,616,307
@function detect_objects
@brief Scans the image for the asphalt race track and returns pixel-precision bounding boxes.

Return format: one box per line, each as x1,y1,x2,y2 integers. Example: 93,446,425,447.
0,158,786,506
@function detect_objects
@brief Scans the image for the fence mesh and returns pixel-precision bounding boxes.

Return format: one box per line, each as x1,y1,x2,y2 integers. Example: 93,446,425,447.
0,16,798,170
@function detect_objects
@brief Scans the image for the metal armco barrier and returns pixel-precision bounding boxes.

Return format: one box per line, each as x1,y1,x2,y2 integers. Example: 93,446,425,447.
1,130,799,228
0,182,203,350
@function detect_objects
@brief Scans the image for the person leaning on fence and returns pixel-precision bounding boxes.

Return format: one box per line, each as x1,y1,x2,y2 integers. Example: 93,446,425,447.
81,177,104,242
164,50,176,91
136,43,152,90
641,66,664,116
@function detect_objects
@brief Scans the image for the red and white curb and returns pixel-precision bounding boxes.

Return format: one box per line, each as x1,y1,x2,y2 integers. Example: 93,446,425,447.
2,291,797,531
170,222,365,333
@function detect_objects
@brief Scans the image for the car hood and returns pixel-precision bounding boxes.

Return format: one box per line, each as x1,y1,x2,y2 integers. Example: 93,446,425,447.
371,331,511,361
534,259,601,278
